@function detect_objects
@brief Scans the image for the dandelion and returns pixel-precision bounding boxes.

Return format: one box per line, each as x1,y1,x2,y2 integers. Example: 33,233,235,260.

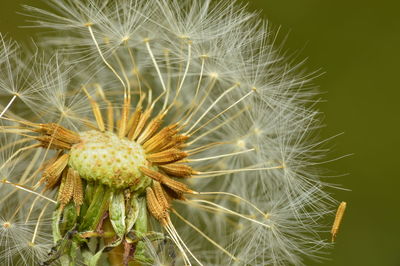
0,0,343,265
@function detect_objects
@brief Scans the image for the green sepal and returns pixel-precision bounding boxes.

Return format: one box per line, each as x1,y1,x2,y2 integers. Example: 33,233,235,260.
52,206,63,243
79,181,95,219
132,175,152,195
81,239,107,266
79,184,111,232
66,241,79,265
44,230,75,265
134,196,147,236
125,231,166,265
132,197,152,263
125,194,139,233
126,231,166,244
81,247,94,265
60,203,78,236
132,241,153,264
83,235,123,266
109,190,126,238
87,249,104,266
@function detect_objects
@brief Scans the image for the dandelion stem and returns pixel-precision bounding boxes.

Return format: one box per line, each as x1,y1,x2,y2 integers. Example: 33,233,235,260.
194,165,284,178
166,219,203,266
0,95,17,118
31,202,49,244
113,52,131,101
20,148,42,184
162,49,172,111
0,179,56,204
26,196,41,223
179,57,206,122
0,144,40,172
185,141,230,155
180,76,217,129
189,90,254,136
195,192,269,219
87,25,128,97
188,200,271,229
128,47,145,104
95,84,114,132
170,42,192,108
172,209,238,261
0,138,31,153
145,40,167,92
188,148,255,162
164,223,191,265
185,84,238,134
194,57,206,105
0,166,42,206
11,195,31,221
187,107,247,145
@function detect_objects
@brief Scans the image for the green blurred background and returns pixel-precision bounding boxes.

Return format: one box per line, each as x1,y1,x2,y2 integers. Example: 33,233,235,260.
0,0,398,265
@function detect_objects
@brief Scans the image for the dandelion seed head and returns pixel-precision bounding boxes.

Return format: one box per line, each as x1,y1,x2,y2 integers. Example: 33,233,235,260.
0,0,345,264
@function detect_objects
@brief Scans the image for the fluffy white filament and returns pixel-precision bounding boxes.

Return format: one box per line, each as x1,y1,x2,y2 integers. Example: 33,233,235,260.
0,0,341,265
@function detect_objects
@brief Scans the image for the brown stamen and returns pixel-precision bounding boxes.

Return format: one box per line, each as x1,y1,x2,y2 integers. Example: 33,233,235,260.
95,84,114,132
59,168,75,208
160,134,189,150
73,171,84,213
140,167,194,194
37,123,81,144
153,181,170,210
146,148,188,164
146,187,168,225
126,108,142,139
36,136,72,150
118,99,130,138
83,87,105,132
142,124,178,153
137,114,165,144
159,164,196,178
130,107,152,141
42,153,69,189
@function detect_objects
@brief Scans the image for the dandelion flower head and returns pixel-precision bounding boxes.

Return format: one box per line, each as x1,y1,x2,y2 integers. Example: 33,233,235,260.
0,0,343,265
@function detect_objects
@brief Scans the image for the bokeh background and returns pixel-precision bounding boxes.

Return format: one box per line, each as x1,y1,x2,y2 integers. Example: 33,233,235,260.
0,0,398,265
